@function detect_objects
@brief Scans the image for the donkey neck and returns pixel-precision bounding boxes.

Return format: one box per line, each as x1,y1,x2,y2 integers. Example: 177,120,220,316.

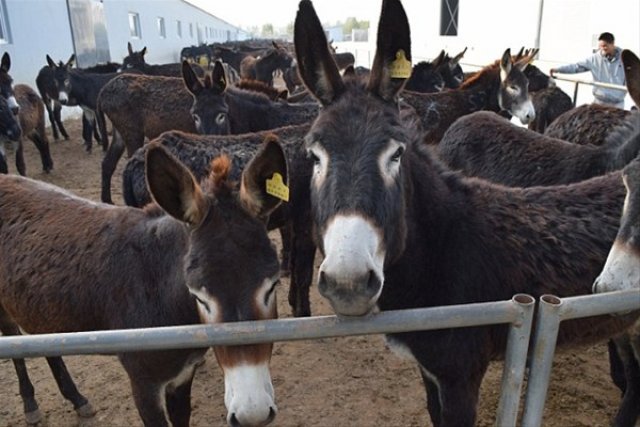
69,71,117,110
607,113,640,169
458,66,502,112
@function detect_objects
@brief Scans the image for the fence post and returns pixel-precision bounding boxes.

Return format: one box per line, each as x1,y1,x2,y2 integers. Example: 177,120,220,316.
521,294,562,427
495,294,536,426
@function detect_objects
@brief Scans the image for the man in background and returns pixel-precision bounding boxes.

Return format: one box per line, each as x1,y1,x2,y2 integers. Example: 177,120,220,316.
550,32,626,109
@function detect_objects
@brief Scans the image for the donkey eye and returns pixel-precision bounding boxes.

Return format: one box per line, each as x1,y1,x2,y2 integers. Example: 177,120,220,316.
194,295,211,313
215,112,226,124
307,150,320,165
391,146,404,162
264,279,279,306
192,114,201,125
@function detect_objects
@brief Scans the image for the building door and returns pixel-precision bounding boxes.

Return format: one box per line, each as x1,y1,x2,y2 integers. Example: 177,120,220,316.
67,0,111,67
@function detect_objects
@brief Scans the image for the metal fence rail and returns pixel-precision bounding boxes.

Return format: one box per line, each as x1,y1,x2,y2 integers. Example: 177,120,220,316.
549,75,627,106
0,294,535,426
521,289,640,427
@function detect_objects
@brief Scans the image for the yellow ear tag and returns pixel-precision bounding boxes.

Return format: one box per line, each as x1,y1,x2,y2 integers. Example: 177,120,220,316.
389,49,412,79
265,172,289,202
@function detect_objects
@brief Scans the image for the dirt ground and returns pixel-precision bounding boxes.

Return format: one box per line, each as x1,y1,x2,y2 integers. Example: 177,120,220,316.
0,118,626,426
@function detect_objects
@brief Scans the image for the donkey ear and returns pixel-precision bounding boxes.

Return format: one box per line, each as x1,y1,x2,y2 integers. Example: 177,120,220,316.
343,65,355,77
141,47,147,57
451,47,467,66
66,54,76,68
1,53,10,72
128,42,134,55
433,50,446,67
500,48,512,82
182,60,203,95
515,47,525,61
622,49,640,108
366,0,412,101
146,143,207,226
209,60,227,94
46,55,56,68
294,0,344,106
240,134,288,219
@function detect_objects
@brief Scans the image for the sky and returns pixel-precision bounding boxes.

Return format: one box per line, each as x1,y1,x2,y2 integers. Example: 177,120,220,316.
185,0,374,30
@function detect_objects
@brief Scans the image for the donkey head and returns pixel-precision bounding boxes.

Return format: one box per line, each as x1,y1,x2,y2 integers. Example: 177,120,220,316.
0,52,19,115
182,60,230,135
404,58,446,93
593,158,640,293
296,0,411,316
122,42,148,71
146,135,287,426
0,93,21,145
498,48,536,124
46,54,76,105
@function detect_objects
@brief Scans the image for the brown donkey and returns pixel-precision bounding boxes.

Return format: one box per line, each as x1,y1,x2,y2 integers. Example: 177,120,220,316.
0,136,287,426
97,60,231,204
13,84,54,175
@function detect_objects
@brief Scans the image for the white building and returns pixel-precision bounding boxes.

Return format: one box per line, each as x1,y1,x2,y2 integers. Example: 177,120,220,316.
0,0,248,92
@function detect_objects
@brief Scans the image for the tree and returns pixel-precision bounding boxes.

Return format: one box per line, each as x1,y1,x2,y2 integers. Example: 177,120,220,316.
261,23,274,38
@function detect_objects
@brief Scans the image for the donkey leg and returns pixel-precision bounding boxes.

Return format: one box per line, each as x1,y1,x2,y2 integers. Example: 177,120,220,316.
612,334,640,427
15,141,26,176
278,225,292,277
421,371,442,427
129,379,171,427
100,131,126,204
165,373,196,427
609,338,627,394
54,102,69,140
29,134,54,173
288,230,316,317
0,310,42,424
81,113,94,153
45,357,95,418
0,147,8,174
45,102,60,141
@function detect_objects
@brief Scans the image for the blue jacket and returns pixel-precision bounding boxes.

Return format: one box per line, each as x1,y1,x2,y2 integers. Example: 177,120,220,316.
555,47,626,104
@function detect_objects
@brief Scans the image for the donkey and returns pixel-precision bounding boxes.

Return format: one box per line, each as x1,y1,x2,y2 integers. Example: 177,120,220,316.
36,54,74,141
400,48,536,144
240,42,294,87
45,54,117,153
293,1,638,426
437,110,640,187
0,136,286,427
100,60,319,204
9,84,54,175
544,103,632,145
122,42,205,77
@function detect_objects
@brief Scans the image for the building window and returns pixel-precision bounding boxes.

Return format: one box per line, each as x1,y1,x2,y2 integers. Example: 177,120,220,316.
189,22,193,38
176,20,182,38
440,0,458,36
157,17,166,38
0,1,10,44
129,12,141,38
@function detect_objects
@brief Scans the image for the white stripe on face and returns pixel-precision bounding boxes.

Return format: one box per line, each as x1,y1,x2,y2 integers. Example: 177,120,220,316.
593,241,640,293
307,142,329,190
190,287,220,323
320,214,385,292
224,362,276,426
377,139,405,187
7,96,18,111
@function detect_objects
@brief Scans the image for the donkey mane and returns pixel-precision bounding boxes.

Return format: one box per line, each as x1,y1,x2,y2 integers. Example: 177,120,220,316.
459,60,499,89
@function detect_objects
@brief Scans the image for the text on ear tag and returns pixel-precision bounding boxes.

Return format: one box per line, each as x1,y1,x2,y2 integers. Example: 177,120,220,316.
390,49,412,79
266,172,289,202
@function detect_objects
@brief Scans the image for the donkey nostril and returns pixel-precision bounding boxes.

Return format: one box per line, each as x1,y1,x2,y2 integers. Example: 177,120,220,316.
266,407,277,424
228,413,240,427
11,107,19,115
366,270,381,294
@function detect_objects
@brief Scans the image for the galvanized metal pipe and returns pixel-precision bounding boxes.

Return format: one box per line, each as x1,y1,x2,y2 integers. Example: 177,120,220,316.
521,289,640,427
521,294,562,427
0,297,530,358
495,294,536,426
